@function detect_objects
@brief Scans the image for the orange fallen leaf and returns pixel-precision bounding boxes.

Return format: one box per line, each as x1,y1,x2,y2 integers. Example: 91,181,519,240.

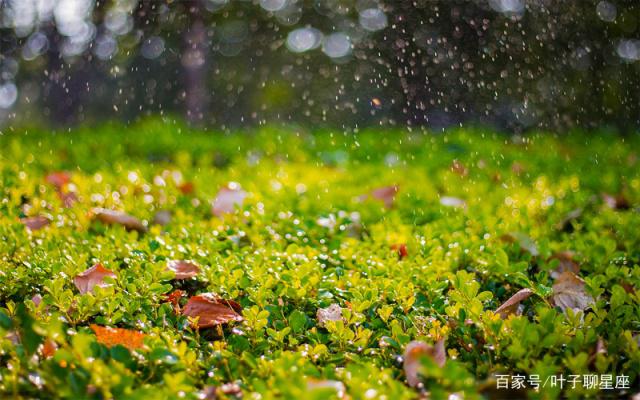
552,271,595,314
370,185,399,209
178,182,195,195
41,339,58,358
182,294,243,328
166,260,200,280
21,216,50,231
494,288,534,319
90,324,146,350
403,339,446,388
45,171,71,190
391,243,408,260
164,289,185,312
74,263,116,294
212,186,247,217
92,208,147,233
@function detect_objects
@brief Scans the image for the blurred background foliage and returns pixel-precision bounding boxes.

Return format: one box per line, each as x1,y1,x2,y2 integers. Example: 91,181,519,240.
1,0,640,132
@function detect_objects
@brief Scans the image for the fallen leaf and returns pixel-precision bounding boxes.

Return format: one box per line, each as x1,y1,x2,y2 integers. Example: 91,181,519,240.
403,339,446,387
58,191,78,208
370,185,399,209
494,288,534,319
511,162,525,175
182,294,243,328
317,303,343,327
45,171,71,190
307,379,346,398
21,216,50,231
439,196,466,208
74,263,116,294
451,159,468,176
40,339,57,358
178,182,195,195
164,289,185,312
552,271,595,314
166,260,200,280
90,324,146,350
602,193,631,210
32,294,42,307
92,208,147,233
548,251,580,279
212,186,247,217
391,243,408,260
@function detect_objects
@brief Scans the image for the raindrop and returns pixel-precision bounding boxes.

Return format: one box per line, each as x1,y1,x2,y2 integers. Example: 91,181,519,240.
322,32,351,58
489,0,525,17
596,1,616,22
206,0,228,12
260,0,287,12
617,39,640,62
286,28,322,53
0,83,18,109
105,9,133,36
93,35,118,60
359,8,387,32
22,31,49,60
141,36,165,60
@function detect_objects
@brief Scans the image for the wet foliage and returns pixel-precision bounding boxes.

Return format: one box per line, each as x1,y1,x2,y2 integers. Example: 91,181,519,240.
0,120,639,398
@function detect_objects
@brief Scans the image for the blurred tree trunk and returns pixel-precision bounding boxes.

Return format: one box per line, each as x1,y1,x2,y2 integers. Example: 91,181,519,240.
43,25,76,125
182,0,209,125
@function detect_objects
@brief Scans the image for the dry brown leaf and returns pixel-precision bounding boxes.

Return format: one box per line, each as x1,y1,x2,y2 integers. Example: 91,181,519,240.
316,304,343,327
90,324,146,350
74,263,116,294
403,339,446,387
494,288,534,319
21,216,50,231
212,186,247,217
602,193,631,210
182,294,243,328
552,271,595,314
92,208,147,233
548,251,580,279
166,260,200,280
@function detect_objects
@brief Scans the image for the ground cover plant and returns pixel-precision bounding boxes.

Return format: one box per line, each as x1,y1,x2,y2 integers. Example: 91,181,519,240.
1,120,639,399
